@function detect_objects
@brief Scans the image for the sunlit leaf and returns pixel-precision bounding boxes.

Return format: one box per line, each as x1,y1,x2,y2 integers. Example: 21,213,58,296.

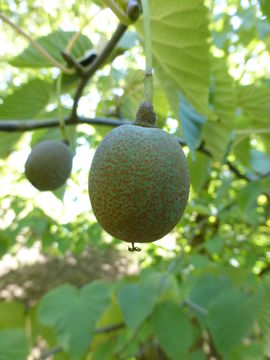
10,31,93,68
136,0,216,121
0,79,53,120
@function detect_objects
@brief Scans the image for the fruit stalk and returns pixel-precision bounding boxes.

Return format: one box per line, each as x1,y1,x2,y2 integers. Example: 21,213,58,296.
141,0,153,103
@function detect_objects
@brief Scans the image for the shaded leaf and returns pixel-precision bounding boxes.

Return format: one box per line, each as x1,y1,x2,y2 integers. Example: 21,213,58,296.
117,284,156,332
0,329,29,360
179,93,206,153
152,302,192,360
208,288,256,355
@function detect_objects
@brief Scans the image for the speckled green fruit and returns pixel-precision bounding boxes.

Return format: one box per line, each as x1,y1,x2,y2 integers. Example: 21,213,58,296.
88,125,190,243
25,140,73,191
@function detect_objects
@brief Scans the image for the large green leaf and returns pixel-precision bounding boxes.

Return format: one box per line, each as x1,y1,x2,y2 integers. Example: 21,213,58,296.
152,302,192,360
201,56,236,161
117,284,156,332
38,282,111,358
0,329,29,360
0,79,53,120
136,0,215,121
208,288,256,355
10,31,93,68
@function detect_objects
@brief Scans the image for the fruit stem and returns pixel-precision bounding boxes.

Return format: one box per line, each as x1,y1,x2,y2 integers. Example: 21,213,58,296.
103,0,132,25
141,0,153,104
57,73,68,143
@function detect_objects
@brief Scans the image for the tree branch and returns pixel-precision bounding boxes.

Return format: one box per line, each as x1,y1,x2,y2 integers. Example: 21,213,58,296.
71,22,127,118
0,116,130,131
0,116,263,182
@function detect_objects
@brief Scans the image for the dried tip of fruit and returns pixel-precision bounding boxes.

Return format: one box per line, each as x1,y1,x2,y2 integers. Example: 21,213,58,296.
126,0,142,21
133,101,157,127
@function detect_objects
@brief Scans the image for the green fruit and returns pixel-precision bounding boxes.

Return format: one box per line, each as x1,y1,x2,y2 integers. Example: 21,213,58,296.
88,122,190,243
25,140,73,191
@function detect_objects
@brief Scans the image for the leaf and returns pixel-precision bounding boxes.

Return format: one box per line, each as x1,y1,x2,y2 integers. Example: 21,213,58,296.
0,134,23,159
0,231,10,257
201,56,236,161
250,149,270,176
179,93,206,153
0,329,29,360
136,0,215,121
188,152,212,193
189,273,234,325
38,282,111,358
10,31,93,68
228,343,264,360
259,0,270,23
120,70,144,120
233,137,250,166
152,302,192,360
208,288,256,355
204,236,225,254
237,180,265,212
258,275,270,352
0,79,53,120
237,85,270,126
117,284,156,332
0,302,26,330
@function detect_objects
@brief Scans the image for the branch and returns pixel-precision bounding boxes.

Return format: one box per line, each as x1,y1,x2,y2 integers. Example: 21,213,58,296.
71,22,127,118
0,13,74,75
94,322,125,334
226,161,250,181
0,116,130,131
0,115,264,183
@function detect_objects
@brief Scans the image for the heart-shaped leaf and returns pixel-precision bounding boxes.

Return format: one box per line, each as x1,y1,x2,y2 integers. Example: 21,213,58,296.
38,282,111,358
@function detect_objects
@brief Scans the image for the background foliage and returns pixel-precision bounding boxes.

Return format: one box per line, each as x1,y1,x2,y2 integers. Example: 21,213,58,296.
0,0,270,359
